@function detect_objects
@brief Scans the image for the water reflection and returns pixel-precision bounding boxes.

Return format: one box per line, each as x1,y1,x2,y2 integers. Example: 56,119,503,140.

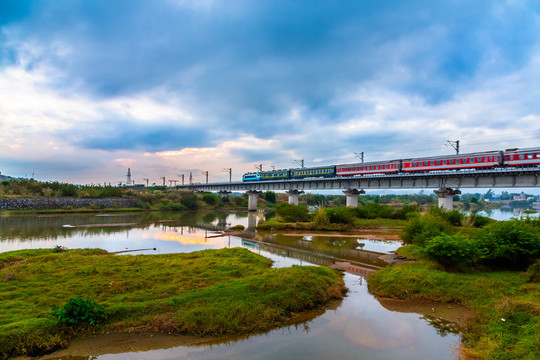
473,207,539,221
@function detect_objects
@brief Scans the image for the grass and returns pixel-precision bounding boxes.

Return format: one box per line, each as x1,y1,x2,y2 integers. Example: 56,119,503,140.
0,247,346,359
368,254,540,360
257,218,408,231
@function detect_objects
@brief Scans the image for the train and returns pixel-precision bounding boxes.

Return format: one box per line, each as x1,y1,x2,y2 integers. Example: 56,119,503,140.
241,147,540,182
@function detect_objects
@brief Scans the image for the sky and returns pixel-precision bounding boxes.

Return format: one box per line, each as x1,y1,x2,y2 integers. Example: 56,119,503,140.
1,0,540,186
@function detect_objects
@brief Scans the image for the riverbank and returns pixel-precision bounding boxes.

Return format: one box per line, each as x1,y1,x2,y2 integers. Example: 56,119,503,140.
368,247,540,360
0,247,347,359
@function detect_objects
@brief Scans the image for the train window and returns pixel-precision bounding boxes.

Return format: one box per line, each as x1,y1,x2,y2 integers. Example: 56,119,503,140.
528,154,533,159
519,154,525,160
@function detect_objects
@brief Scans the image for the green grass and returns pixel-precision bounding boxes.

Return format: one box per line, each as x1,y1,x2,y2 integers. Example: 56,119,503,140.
368,255,540,360
257,218,408,231
0,248,346,359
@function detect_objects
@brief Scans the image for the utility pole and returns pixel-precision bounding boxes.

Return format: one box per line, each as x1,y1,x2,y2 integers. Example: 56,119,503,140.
161,177,166,186
180,174,185,185
202,171,209,184
172,180,178,186
127,168,132,185
143,178,149,187
447,140,460,155
293,159,305,168
354,152,364,163
189,172,193,185
254,164,263,172
223,168,232,183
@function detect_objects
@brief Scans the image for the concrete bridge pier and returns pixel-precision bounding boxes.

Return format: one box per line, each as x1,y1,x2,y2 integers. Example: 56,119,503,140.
287,190,304,205
246,190,261,211
434,188,461,211
247,211,257,230
343,189,365,207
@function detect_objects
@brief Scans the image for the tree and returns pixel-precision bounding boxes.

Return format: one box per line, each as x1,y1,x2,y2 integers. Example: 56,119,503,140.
264,191,276,204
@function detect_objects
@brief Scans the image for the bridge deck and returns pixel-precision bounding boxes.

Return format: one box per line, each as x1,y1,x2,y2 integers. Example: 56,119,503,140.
181,167,540,191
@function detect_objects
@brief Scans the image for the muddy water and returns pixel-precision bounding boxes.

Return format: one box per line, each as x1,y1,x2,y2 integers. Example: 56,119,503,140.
1,211,463,359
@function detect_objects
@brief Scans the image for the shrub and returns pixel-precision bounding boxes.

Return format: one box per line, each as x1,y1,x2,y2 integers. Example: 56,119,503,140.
426,206,463,226
402,214,452,246
522,259,540,283
60,184,78,197
312,207,329,226
475,219,540,269
326,207,355,224
425,234,480,270
202,193,221,206
180,192,199,210
275,203,310,222
264,191,277,204
52,297,107,327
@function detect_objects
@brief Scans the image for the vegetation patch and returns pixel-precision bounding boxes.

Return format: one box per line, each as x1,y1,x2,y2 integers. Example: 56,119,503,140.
369,210,540,360
258,203,415,231
0,248,346,359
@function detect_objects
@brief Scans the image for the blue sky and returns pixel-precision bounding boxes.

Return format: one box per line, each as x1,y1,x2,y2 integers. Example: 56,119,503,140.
1,0,540,185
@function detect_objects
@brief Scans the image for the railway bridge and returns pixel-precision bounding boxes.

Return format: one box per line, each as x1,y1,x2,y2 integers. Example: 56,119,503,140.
179,167,540,211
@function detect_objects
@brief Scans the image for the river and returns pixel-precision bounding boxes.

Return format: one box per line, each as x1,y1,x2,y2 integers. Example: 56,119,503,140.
1,211,462,359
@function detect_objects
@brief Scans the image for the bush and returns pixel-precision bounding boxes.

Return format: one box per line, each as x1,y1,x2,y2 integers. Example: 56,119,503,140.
312,207,329,226
275,203,310,222
52,297,107,327
522,259,540,283
60,184,78,197
326,207,355,224
402,214,453,246
180,192,199,210
475,219,540,269
426,206,463,226
425,234,480,270
264,191,277,204
202,193,221,206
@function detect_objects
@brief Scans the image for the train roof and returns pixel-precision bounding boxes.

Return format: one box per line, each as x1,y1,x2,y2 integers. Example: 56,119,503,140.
336,159,401,167
289,165,335,171
504,147,540,153
401,150,501,161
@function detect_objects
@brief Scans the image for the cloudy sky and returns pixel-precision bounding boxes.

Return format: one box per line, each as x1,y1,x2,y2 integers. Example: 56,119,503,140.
1,0,540,185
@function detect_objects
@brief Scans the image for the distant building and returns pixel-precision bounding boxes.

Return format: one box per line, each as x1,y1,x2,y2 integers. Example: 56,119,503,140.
513,192,527,201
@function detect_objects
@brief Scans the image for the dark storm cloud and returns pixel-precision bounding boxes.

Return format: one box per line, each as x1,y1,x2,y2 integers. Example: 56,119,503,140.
66,120,211,152
2,0,540,152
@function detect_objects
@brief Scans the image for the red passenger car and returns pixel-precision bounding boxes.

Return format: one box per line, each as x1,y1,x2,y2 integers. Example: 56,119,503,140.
336,160,401,176
503,148,540,167
402,151,502,172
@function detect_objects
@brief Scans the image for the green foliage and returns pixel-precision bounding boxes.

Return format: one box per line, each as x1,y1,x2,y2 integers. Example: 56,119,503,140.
59,184,78,197
179,192,199,210
52,297,107,327
425,234,480,270
263,191,276,204
51,245,67,253
326,207,356,224
202,193,221,206
475,219,540,269
463,212,493,228
402,214,452,246
312,207,329,226
426,206,463,226
275,203,310,222
522,259,540,283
